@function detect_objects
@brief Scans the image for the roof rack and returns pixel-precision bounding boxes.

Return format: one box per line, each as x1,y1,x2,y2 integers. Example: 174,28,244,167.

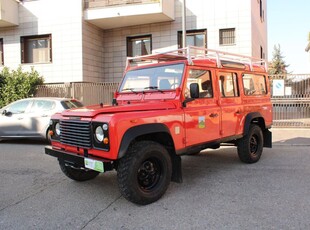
126,46,267,72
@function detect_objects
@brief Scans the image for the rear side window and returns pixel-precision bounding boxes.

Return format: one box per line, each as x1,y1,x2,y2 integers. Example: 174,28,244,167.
218,72,239,97
29,100,55,112
242,74,267,96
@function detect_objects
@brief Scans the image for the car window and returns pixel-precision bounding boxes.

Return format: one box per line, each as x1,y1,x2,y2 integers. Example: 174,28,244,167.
185,69,213,98
6,100,31,114
218,72,239,97
61,100,84,109
242,74,267,95
29,100,55,113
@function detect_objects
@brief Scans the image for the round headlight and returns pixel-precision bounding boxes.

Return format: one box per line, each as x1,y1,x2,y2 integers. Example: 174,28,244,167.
102,124,108,131
95,126,104,142
55,123,61,136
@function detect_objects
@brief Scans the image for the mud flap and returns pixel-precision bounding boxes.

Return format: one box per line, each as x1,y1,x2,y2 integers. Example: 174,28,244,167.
171,154,183,183
263,129,272,148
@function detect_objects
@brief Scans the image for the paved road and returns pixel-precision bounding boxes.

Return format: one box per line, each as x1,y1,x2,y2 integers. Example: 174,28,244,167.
1,129,310,230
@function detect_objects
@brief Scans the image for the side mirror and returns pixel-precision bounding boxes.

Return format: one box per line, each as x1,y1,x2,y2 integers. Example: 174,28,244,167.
190,83,199,98
182,83,200,107
2,110,12,116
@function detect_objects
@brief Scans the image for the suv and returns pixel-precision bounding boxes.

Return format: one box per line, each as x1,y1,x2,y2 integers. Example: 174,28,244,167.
45,46,272,205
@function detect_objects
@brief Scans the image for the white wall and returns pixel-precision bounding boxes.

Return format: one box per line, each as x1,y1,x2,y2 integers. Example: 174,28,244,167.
0,0,267,83
0,0,83,83
101,0,267,82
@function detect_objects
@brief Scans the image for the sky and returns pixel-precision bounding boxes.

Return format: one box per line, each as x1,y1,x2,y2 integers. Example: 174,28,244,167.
267,0,310,74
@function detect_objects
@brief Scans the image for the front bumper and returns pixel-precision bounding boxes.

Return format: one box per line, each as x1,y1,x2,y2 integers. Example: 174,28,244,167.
45,146,114,171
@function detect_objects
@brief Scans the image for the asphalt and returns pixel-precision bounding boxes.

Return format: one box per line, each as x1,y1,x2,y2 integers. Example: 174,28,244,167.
0,128,310,230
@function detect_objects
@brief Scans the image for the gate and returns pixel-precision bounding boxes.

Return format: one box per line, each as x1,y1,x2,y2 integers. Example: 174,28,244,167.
270,74,310,128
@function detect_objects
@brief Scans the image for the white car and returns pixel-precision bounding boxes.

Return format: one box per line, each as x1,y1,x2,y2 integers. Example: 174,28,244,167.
0,97,83,142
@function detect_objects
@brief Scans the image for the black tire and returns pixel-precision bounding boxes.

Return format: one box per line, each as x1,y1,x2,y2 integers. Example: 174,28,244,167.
59,160,99,181
237,124,263,163
46,128,52,144
117,141,172,205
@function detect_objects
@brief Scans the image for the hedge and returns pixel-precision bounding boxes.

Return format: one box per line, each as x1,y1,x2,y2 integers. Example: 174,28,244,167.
0,66,44,108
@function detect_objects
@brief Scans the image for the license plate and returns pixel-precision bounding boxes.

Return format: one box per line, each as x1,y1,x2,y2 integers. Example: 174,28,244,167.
84,158,104,173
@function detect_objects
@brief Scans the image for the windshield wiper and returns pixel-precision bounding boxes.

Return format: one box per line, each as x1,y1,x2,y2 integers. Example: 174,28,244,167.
121,88,138,94
144,86,164,93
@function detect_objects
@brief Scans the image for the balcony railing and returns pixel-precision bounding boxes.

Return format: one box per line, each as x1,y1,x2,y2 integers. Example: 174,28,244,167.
85,0,160,9
84,0,174,29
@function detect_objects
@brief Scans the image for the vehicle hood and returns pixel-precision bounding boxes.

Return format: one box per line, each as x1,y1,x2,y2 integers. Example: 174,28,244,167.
61,101,177,117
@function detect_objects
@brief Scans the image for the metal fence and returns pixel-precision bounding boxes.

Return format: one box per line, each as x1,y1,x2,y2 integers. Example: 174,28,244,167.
270,74,310,128
35,74,310,128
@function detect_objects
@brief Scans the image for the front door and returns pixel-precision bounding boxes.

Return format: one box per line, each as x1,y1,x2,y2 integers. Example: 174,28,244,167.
183,68,220,147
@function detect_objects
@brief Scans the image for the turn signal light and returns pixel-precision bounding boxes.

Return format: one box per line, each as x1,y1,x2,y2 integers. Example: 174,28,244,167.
49,130,54,136
103,137,109,144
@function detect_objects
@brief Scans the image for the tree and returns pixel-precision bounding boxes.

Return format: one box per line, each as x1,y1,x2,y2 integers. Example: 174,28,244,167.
268,44,290,75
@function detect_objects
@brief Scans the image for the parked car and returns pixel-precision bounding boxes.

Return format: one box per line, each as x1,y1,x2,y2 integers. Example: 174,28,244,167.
0,97,83,142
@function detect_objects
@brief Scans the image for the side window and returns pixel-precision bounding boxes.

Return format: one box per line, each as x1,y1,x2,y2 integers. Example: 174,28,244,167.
186,69,213,98
0,38,3,66
127,35,152,57
21,34,52,64
6,100,31,114
218,72,239,97
243,74,267,96
29,100,55,113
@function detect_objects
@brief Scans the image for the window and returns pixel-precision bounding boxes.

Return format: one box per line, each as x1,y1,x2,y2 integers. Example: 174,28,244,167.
0,38,3,66
219,28,235,45
5,100,32,114
218,72,239,97
260,46,265,59
21,34,52,64
259,0,264,21
127,35,152,57
186,69,213,98
178,29,207,48
243,74,267,96
29,100,55,113
119,64,184,92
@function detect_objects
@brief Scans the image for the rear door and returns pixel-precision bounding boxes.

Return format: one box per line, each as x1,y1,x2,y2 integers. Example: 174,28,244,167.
217,71,243,137
22,99,57,137
183,68,220,146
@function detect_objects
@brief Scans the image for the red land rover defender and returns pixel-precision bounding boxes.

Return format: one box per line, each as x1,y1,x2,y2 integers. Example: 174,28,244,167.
45,46,272,205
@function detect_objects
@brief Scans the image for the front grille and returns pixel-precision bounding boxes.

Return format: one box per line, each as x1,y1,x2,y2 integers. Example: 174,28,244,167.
60,120,92,149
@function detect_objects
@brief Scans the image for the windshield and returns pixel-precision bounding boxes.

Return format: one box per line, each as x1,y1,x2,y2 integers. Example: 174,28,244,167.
61,100,84,109
119,64,184,93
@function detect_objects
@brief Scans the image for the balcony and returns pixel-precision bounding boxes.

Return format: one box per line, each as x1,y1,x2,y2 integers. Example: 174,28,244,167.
0,0,19,27
84,0,174,29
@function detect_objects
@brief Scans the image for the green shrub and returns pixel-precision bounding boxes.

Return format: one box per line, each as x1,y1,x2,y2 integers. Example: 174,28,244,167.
0,66,44,108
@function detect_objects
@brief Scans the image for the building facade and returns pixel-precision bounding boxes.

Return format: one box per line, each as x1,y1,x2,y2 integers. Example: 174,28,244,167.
0,0,267,83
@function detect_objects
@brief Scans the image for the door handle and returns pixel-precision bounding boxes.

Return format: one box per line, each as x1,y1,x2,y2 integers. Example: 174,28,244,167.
235,110,241,115
209,113,218,118
17,117,23,120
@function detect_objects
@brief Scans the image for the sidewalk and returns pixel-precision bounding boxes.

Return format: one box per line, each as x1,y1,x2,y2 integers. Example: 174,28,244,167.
271,128,310,146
